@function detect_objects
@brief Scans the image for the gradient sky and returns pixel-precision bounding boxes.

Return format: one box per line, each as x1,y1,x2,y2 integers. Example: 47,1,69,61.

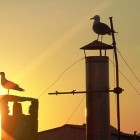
0,0,140,134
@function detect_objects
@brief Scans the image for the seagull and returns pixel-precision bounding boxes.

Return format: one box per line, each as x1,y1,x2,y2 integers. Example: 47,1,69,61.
90,15,114,41
0,72,25,94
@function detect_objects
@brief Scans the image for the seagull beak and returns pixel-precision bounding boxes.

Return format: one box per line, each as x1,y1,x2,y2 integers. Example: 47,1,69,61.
90,17,94,20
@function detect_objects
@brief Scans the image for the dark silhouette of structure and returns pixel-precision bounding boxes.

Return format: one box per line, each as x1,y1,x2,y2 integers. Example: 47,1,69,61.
80,41,113,140
0,72,25,94
0,95,38,140
90,15,114,41
49,16,123,140
38,124,140,140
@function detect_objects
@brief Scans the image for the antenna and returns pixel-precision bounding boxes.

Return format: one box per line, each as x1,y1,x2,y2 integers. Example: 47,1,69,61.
109,17,123,140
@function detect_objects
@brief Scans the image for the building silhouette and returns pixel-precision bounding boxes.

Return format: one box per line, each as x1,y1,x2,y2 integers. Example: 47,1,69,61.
38,124,140,140
0,95,38,140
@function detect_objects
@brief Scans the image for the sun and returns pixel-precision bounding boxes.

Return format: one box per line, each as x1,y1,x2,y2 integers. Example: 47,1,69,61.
0,88,7,95
0,114,1,140
0,106,15,140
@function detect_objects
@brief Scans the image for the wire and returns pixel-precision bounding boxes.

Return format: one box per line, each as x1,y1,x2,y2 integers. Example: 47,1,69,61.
117,48,140,84
37,57,85,129
65,94,85,124
24,57,85,115
37,57,85,99
119,70,140,95
109,59,140,96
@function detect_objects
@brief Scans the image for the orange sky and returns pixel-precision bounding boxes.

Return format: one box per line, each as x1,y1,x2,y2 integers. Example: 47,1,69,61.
0,0,140,134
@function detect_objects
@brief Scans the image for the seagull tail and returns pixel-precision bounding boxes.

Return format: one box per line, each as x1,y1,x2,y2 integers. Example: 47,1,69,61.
18,87,25,92
114,30,118,34
108,30,118,35
112,30,118,34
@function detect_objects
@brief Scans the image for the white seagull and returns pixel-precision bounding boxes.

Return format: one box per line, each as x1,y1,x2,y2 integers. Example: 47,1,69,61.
90,15,113,41
0,72,25,94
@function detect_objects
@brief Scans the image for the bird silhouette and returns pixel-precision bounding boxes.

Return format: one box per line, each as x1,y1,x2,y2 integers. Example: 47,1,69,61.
0,72,25,94
90,15,114,41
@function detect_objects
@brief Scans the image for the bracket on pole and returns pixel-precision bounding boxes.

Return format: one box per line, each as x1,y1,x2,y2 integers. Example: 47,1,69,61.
48,89,124,95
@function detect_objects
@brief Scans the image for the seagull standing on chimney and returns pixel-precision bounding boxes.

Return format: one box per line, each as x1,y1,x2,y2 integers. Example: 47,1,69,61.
90,15,113,41
0,72,25,94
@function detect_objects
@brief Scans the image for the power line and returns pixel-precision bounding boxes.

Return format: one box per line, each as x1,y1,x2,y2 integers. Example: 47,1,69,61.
109,59,140,96
37,57,85,128
65,95,85,124
117,48,140,84
37,57,85,99
24,57,85,115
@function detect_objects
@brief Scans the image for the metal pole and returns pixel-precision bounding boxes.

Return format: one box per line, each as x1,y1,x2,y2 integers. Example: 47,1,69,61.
109,17,121,140
134,131,137,140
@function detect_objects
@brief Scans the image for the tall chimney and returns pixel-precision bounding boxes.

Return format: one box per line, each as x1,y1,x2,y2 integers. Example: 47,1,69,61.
80,40,113,140
86,56,110,140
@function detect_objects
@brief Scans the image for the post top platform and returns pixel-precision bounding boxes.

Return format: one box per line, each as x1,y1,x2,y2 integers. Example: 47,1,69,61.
80,40,114,50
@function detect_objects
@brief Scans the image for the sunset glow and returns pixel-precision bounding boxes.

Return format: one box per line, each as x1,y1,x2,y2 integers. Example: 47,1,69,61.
0,88,7,95
0,114,1,140
0,0,140,135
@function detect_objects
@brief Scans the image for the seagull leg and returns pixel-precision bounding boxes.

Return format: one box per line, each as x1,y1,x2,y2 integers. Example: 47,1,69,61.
100,49,102,56
97,34,99,41
8,89,9,95
101,35,103,42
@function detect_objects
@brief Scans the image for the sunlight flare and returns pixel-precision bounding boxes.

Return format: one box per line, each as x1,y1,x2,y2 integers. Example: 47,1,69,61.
0,114,1,140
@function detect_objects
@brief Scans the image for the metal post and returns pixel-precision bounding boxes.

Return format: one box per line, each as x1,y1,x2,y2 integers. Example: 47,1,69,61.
86,56,110,140
109,17,122,140
134,131,137,140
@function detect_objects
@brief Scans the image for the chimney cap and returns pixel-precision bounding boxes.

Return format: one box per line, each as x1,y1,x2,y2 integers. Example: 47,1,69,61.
80,40,114,50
